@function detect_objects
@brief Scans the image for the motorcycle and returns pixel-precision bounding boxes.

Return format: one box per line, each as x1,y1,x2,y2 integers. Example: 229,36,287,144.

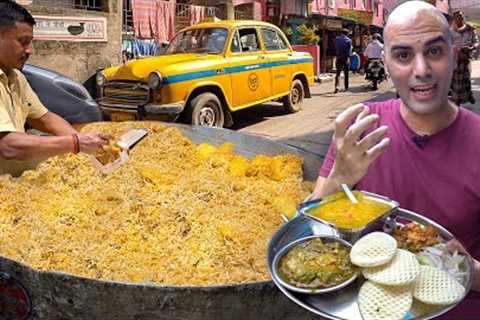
365,59,386,90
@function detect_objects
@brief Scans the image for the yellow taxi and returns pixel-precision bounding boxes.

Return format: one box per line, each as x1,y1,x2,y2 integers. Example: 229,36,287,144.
97,20,314,127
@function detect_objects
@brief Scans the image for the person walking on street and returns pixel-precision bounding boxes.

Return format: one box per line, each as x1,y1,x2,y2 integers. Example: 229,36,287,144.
450,10,479,105
334,29,352,94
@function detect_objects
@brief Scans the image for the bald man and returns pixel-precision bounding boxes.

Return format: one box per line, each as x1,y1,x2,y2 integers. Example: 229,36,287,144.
313,2,480,317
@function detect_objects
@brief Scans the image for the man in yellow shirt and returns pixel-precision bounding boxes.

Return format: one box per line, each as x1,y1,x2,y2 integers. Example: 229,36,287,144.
0,1,108,176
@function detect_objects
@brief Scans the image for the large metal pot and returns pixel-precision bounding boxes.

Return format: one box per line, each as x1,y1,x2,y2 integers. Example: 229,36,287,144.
0,124,324,320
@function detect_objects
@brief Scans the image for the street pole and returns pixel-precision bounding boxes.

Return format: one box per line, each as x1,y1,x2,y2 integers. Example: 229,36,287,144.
226,0,235,20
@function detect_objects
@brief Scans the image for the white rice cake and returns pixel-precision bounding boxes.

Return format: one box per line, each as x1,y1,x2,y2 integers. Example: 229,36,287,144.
409,299,441,317
363,249,420,286
358,280,412,320
413,265,465,305
350,232,397,267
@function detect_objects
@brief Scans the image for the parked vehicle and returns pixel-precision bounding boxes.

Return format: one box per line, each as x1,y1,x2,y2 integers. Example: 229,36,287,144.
22,64,102,124
365,59,386,91
97,21,314,127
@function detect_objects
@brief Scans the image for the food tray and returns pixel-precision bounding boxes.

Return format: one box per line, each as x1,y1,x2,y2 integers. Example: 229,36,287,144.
299,191,399,243
267,208,475,320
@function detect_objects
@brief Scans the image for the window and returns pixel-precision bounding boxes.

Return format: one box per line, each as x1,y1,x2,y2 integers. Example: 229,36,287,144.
261,28,288,51
166,28,228,54
231,31,241,53
123,0,133,33
231,28,260,53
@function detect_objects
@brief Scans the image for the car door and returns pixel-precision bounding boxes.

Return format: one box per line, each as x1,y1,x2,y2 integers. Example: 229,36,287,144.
226,27,272,109
260,27,292,97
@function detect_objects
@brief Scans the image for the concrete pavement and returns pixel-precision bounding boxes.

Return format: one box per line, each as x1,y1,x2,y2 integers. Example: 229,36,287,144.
234,60,480,163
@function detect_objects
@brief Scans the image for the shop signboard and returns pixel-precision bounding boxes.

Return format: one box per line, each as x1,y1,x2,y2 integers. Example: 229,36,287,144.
325,19,343,30
337,8,373,25
33,16,107,42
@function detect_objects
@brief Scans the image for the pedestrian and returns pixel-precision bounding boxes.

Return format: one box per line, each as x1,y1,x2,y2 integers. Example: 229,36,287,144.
312,2,479,318
450,10,479,105
0,0,109,176
334,28,352,93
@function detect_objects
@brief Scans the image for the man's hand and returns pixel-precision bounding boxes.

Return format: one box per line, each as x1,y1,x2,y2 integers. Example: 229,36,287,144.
329,104,390,187
447,240,480,292
77,133,110,154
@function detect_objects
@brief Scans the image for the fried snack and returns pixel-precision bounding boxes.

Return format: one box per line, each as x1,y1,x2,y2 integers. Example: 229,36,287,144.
350,232,397,268
413,265,465,305
358,281,412,320
0,122,312,286
394,223,440,252
362,249,420,286
95,141,122,165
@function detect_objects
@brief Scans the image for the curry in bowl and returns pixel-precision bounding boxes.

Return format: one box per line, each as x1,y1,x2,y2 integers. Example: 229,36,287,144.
275,237,357,292
305,191,394,230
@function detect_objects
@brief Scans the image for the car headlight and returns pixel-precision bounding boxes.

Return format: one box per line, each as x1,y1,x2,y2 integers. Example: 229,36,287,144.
147,72,163,90
96,72,106,87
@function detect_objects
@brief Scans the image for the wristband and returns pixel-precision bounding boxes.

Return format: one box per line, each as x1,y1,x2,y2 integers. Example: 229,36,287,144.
72,134,80,154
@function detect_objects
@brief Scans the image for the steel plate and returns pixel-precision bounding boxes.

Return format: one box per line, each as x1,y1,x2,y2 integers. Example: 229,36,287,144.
267,208,475,320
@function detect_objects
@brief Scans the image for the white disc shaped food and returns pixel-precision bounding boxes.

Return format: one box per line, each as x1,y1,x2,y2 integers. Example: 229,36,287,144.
413,265,465,305
363,249,420,286
358,280,413,320
350,232,397,267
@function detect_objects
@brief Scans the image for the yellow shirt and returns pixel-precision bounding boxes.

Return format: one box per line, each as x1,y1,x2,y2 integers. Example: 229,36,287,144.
0,68,48,132
0,68,49,176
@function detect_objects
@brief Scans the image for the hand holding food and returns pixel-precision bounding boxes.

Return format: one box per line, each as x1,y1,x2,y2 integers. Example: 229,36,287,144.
77,132,110,154
95,140,122,165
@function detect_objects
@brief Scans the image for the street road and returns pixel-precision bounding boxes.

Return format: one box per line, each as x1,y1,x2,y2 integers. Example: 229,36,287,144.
234,60,480,162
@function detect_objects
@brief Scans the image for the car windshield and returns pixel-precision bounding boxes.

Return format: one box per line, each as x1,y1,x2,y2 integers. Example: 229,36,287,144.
166,28,228,55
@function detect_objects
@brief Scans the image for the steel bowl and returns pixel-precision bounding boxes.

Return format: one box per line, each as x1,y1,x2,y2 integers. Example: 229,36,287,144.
271,235,359,295
299,191,399,243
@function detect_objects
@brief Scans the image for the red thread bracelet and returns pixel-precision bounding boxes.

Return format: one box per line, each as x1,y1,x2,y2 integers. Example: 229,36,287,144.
72,134,80,154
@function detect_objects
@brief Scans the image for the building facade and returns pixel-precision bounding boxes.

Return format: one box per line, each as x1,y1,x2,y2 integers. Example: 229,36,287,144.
22,0,123,86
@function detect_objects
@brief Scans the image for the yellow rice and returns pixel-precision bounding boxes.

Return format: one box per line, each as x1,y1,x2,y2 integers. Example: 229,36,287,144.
0,122,312,285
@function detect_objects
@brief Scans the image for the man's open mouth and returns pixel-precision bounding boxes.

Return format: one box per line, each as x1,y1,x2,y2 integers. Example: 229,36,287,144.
411,84,437,94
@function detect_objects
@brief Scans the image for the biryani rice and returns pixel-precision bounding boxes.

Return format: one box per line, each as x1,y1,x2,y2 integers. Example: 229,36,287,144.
0,122,312,285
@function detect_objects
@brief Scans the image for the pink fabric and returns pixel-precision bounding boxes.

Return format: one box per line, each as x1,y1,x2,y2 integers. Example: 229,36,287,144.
155,0,175,44
233,0,255,5
253,2,262,21
132,0,174,42
132,0,156,39
189,5,206,25
319,99,480,318
281,0,297,15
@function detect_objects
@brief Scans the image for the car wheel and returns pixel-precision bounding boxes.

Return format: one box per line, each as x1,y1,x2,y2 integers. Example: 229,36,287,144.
283,79,304,113
187,93,225,127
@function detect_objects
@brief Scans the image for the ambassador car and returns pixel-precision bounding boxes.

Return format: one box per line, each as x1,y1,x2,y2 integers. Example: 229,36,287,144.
97,20,314,127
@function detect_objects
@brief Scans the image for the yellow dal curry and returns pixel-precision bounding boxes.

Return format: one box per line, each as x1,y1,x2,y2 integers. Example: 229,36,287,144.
308,192,391,229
